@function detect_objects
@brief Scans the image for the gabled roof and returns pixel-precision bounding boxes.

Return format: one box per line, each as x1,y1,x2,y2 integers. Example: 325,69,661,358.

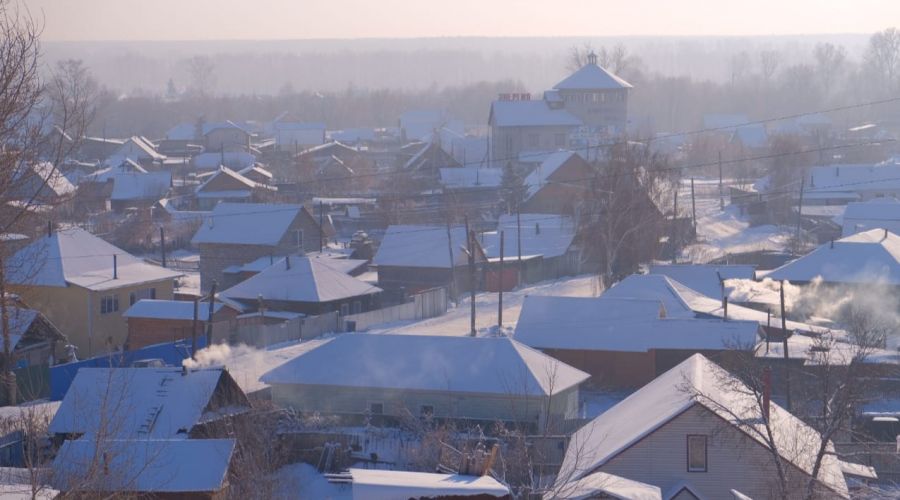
191,203,306,246
841,197,900,223
239,164,273,180
604,274,826,333
490,100,583,128
193,151,256,170
202,120,251,136
349,468,510,500
731,124,768,149
547,470,661,500
87,158,148,181
513,295,759,352
767,229,900,284
553,63,633,90
220,256,381,304
523,151,580,198
648,264,756,300
110,172,171,201
113,136,165,162
558,354,848,498
49,367,249,438
26,162,76,196
373,225,480,269
52,438,235,493
123,299,228,321
481,214,577,259
195,165,259,194
261,334,590,397
5,227,181,291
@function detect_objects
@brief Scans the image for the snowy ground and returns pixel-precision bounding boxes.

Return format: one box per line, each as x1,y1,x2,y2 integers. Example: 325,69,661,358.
679,178,790,263
367,274,601,337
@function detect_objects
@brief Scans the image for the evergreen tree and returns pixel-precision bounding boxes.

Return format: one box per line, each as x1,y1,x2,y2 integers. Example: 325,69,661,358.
500,161,527,212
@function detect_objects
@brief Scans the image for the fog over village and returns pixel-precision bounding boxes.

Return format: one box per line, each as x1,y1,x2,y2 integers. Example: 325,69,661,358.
2,0,900,498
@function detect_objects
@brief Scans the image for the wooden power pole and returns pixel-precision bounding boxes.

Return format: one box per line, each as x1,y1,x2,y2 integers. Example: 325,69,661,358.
498,231,504,329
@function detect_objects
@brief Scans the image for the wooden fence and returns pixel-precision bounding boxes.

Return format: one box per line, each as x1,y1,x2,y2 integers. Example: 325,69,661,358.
341,287,448,332
232,311,340,348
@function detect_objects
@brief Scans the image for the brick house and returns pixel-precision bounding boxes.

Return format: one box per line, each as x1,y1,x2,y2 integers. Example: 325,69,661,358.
191,203,325,291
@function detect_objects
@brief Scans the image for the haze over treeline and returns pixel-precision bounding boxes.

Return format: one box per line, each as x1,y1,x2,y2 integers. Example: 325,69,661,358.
44,33,898,138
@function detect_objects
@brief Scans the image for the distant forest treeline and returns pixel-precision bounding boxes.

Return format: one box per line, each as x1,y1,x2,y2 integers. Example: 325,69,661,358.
50,33,900,138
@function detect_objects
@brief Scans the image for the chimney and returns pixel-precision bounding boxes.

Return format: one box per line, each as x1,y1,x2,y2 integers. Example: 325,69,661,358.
535,223,540,235
47,220,52,237
285,254,291,270
885,228,889,241
722,296,728,321
113,254,118,279
830,239,834,249
762,365,772,421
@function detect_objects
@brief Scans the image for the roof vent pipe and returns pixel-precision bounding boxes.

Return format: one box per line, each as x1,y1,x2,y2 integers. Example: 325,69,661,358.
113,254,118,279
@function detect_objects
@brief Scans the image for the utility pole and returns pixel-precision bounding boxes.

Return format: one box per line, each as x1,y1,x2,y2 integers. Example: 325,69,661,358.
446,221,455,300
794,178,805,255
718,150,724,210
319,200,324,253
160,226,167,268
671,189,678,264
690,177,697,235
516,206,522,270
205,281,217,347
780,280,791,411
498,231,504,329
468,230,476,337
191,298,199,360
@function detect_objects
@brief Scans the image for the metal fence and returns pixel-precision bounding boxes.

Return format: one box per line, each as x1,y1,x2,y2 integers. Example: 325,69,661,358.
232,311,340,348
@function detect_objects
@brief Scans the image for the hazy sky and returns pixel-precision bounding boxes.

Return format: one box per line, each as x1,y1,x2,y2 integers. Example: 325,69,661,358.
25,0,900,41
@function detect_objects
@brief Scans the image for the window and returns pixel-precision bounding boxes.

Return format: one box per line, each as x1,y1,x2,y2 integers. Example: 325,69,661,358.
527,133,540,148
129,287,156,306
351,301,362,314
340,303,349,316
295,229,304,249
369,402,384,415
687,435,708,472
100,295,119,315
420,405,434,417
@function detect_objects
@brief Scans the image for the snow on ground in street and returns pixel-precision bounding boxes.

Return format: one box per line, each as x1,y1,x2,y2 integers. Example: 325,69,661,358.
679,179,789,263
174,271,200,296
367,274,601,337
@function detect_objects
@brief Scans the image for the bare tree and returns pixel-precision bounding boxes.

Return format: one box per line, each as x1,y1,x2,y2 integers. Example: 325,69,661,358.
0,1,94,404
759,50,783,83
185,55,217,97
813,42,847,97
864,27,900,95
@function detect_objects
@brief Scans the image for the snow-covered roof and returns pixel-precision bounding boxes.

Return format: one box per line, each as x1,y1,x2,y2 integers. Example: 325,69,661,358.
261,334,590,397
840,198,900,237
52,438,235,493
490,100,582,128
548,470,661,500
514,295,759,352
767,229,900,285
558,354,848,498
191,203,305,246
123,299,227,321
349,468,510,500
481,214,577,259
87,158,148,181
196,165,257,192
239,164,273,180
648,264,756,300
523,151,579,198
165,122,197,141
5,227,181,291
604,274,826,334
114,136,166,162
27,162,76,196
553,63,632,90
193,151,256,170
807,163,900,194
202,120,251,136
110,172,171,201
373,225,473,269
731,124,768,149
220,256,381,304
274,121,325,131
50,367,247,438
439,167,503,189
328,127,377,143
